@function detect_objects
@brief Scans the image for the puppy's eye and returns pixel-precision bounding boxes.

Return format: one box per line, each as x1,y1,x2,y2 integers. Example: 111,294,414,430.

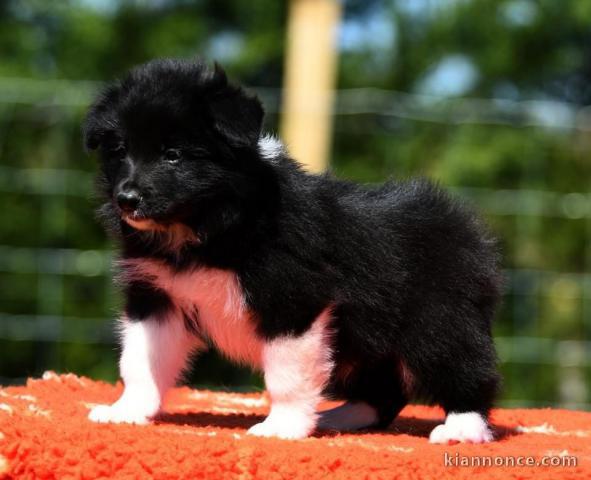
164,148,181,164
108,144,126,160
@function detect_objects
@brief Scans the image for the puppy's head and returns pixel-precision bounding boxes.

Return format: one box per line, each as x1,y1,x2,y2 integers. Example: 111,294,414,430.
84,59,269,241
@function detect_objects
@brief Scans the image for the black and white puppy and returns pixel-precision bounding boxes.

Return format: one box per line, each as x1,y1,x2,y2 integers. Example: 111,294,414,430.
84,59,502,443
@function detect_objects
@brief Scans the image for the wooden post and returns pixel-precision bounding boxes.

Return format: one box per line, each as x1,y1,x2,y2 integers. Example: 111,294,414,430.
281,0,342,173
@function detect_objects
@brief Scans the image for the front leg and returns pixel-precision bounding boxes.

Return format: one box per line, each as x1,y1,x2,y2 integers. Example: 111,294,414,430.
89,313,201,424
247,309,333,439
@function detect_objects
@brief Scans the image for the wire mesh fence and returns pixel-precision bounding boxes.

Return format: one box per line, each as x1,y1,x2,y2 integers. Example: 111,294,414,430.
0,77,589,409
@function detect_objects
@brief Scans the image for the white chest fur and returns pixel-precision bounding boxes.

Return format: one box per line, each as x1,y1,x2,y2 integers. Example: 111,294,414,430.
120,258,263,367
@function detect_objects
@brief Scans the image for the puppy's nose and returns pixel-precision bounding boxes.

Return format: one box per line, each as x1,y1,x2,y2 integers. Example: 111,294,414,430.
116,189,141,213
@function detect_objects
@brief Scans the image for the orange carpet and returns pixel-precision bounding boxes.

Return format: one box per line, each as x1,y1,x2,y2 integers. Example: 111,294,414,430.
0,373,589,479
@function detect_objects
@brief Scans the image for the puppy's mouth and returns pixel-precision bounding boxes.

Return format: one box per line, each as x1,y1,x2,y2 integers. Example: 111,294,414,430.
121,210,200,248
122,211,166,232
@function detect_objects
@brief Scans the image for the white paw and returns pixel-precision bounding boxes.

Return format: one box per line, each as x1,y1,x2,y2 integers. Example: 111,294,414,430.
247,410,315,440
88,403,153,425
429,412,493,444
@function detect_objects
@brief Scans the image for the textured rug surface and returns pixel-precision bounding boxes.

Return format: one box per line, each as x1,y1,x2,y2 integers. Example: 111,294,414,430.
0,372,589,479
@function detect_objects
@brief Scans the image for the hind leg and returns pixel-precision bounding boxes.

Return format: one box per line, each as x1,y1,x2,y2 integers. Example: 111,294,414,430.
320,360,408,431
429,378,497,443
429,412,493,444
425,351,499,444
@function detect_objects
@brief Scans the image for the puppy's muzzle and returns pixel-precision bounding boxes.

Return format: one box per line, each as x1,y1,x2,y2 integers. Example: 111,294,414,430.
116,188,141,214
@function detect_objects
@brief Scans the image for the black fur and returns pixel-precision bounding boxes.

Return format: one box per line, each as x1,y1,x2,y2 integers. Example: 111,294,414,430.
124,282,173,321
84,59,502,427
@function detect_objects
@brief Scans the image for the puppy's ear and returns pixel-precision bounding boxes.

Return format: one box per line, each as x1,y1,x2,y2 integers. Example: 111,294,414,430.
208,63,264,147
82,109,102,151
83,120,102,151
83,83,121,152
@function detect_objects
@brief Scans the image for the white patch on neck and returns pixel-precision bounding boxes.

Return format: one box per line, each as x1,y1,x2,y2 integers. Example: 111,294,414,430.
258,134,285,161
123,216,200,252
120,258,262,366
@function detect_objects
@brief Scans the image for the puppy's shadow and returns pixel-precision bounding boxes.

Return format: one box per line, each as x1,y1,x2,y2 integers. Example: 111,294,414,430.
156,411,264,430
156,411,517,441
